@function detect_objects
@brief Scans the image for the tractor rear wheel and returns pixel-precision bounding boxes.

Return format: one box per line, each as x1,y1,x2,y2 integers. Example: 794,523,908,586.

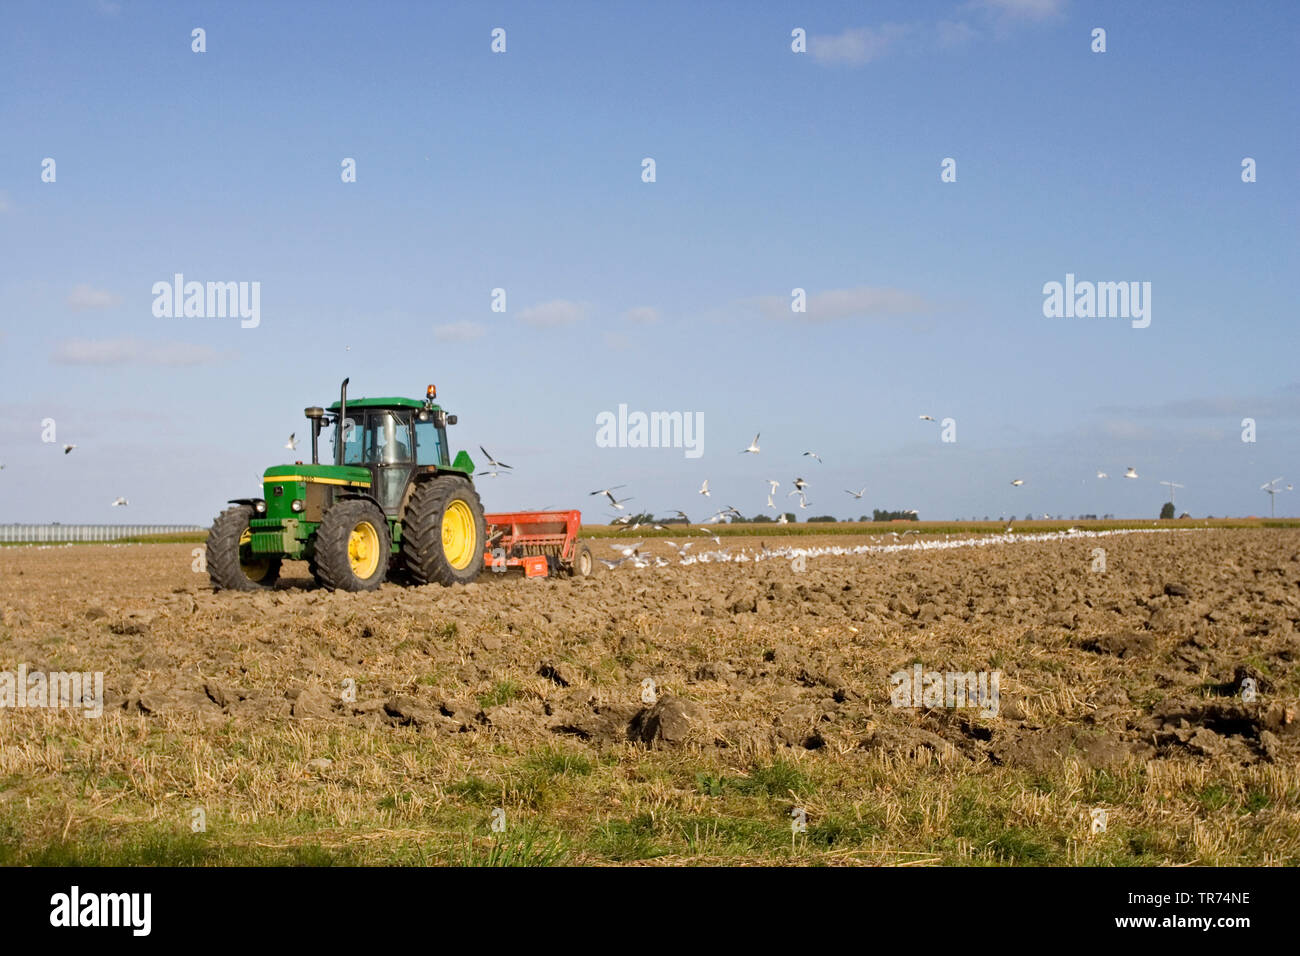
570,542,594,577
401,476,486,586
208,505,281,591
314,499,391,592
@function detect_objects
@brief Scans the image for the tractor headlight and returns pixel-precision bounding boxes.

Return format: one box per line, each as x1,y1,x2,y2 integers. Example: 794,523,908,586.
254,500,267,514
291,499,304,513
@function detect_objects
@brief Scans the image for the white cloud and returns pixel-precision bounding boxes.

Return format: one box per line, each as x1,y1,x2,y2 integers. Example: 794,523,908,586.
433,321,486,343
623,306,659,324
51,338,233,366
67,284,121,310
755,285,935,322
973,0,1066,21
936,19,981,48
517,299,589,327
810,24,910,65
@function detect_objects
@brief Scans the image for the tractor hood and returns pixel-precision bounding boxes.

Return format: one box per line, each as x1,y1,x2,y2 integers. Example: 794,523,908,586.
263,464,372,487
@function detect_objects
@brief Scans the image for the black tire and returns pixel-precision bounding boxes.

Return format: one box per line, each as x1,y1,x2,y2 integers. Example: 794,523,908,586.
401,476,486,586
314,499,391,592
208,505,281,591
569,542,594,577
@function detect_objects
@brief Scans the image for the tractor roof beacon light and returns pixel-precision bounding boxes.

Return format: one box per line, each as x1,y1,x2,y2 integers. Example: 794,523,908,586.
426,384,436,407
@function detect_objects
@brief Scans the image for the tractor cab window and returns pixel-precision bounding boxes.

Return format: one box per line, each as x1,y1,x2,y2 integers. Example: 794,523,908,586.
336,411,413,466
414,420,445,466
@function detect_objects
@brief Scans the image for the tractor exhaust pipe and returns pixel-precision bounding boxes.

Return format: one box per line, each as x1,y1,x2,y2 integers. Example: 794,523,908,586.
336,377,349,466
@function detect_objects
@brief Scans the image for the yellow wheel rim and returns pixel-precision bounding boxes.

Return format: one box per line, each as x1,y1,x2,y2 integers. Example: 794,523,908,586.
442,499,476,570
348,521,381,579
238,528,271,583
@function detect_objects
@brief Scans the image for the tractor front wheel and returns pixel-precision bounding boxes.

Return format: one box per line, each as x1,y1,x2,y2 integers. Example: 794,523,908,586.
208,505,281,591
401,476,486,586
314,499,391,592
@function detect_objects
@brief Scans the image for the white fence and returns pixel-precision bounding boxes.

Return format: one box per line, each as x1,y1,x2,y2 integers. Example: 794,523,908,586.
0,524,205,543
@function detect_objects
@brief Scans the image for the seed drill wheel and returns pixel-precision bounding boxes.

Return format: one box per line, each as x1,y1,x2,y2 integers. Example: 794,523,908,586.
208,504,281,591
401,476,486,586
570,542,594,577
314,499,391,592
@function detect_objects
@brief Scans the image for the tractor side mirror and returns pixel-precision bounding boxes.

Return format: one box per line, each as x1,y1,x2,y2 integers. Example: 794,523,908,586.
447,414,458,425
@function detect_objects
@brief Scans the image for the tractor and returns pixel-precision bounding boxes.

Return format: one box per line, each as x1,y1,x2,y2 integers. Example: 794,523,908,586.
209,379,492,592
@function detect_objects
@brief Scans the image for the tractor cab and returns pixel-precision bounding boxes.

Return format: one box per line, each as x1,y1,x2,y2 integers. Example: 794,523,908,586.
326,398,439,514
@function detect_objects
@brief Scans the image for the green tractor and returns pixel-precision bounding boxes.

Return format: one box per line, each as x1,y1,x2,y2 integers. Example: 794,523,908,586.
208,379,485,592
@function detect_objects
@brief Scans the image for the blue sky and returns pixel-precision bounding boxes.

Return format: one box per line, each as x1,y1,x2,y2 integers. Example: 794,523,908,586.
2,0,1297,524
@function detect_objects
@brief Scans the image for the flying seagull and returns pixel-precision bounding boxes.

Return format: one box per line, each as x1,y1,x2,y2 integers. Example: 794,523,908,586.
480,446,513,470
919,415,937,422
1096,470,1108,479
111,496,128,507
777,513,789,525
63,444,77,455
698,479,710,497
1010,479,1024,486
285,433,298,451
740,433,761,455
589,484,626,499
766,494,777,510
766,479,780,495
1124,467,1139,479
845,487,866,499
790,477,808,493
802,451,822,463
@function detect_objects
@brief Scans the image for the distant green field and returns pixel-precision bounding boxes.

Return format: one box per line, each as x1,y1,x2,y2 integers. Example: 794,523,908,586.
581,517,1300,538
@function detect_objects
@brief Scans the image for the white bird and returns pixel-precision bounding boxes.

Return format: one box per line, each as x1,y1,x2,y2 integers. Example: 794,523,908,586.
740,433,761,454
590,485,633,509
63,444,77,455
919,415,937,422
766,494,776,510
599,557,625,570
479,468,509,479
667,509,690,522
698,479,710,497
610,541,643,558
796,494,810,510
285,433,298,451
777,513,789,525
111,497,128,507
1096,470,1108,479
1123,467,1139,479
802,451,822,463
845,487,866,499
1010,479,1024,486
766,479,780,495
479,446,513,470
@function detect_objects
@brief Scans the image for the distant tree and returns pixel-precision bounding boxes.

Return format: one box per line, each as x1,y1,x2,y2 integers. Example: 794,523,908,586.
783,512,797,523
748,514,774,523
1160,502,1175,519
807,515,837,523
872,509,919,522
